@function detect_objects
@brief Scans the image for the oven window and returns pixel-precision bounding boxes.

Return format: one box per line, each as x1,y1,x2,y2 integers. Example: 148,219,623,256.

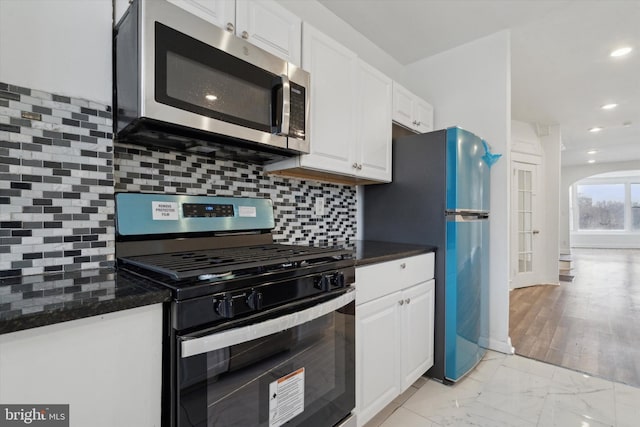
177,303,355,427
155,22,275,133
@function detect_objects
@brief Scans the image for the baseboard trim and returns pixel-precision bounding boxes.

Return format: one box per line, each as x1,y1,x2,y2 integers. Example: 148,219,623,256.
483,336,515,355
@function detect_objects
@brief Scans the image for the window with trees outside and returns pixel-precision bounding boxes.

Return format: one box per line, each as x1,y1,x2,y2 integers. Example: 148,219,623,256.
572,171,640,232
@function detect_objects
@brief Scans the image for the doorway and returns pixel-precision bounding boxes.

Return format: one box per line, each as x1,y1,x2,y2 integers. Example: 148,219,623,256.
510,158,543,288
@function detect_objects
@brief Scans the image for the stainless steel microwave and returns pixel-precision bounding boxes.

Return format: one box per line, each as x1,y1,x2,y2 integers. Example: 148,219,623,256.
114,0,310,163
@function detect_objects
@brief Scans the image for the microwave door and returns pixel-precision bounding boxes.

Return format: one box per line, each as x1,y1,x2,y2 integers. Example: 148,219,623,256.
149,22,290,150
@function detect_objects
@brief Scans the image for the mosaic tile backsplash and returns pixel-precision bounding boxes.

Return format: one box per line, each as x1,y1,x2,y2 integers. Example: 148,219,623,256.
114,143,357,245
1,83,357,278
0,83,114,278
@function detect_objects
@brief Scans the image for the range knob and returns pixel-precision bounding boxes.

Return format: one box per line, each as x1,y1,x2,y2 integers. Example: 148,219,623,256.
331,272,346,288
247,290,263,310
216,297,235,318
314,275,330,291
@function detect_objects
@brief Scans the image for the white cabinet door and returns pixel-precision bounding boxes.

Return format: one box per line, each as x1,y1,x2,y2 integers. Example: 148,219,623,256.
168,0,300,64
356,60,392,182
300,23,357,175
235,0,301,65
392,81,434,134
392,82,415,130
401,280,435,391
414,99,434,133
356,292,402,427
168,0,235,29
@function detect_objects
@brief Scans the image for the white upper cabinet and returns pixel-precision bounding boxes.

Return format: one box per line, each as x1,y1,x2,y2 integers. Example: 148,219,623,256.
414,98,434,133
392,82,434,133
235,0,301,65
354,60,392,182
167,0,301,65
295,23,359,175
265,23,392,184
167,0,235,29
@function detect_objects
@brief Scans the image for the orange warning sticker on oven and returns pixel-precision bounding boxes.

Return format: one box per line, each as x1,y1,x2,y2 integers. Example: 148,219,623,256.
269,367,305,427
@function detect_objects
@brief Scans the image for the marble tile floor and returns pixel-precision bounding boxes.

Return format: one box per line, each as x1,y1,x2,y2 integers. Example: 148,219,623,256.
364,350,640,427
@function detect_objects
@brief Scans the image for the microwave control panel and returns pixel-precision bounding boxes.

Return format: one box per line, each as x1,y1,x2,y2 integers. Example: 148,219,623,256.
289,82,306,140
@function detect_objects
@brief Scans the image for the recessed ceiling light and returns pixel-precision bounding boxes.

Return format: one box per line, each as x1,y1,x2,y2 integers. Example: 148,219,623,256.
587,150,598,154
589,127,603,133
588,159,596,164
205,94,218,101
601,103,617,110
610,47,632,57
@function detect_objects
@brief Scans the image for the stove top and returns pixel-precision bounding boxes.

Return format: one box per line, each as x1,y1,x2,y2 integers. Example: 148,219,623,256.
119,244,352,281
117,243,355,301
114,194,355,303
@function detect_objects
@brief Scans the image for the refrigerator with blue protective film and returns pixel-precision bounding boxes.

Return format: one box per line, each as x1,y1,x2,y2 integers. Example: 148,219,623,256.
363,126,497,383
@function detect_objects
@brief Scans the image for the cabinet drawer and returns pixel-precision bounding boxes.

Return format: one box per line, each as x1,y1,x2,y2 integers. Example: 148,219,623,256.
356,253,434,305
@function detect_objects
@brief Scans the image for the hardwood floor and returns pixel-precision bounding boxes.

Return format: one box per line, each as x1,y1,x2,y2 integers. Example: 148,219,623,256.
509,248,640,387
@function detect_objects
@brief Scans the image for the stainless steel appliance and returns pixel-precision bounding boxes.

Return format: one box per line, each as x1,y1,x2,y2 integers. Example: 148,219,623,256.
364,127,492,383
113,0,310,163
115,193,355,427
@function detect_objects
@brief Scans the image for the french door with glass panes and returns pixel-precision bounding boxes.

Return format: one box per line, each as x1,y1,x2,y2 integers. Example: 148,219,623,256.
510,161,542,288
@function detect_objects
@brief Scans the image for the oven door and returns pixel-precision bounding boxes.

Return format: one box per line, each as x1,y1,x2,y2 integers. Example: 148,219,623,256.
175,290,355,427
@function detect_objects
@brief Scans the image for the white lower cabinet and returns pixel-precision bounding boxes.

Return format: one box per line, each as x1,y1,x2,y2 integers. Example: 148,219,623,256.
0,304,163,427
401,281,435,391
355,254,435,426
356,292,402,424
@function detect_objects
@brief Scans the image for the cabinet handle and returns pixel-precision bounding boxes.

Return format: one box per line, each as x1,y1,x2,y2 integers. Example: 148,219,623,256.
405,298,411,304
352,162,358,169
398,300,404,306
357,164,362,170
416,121,421,126
241,31,249,39
226,22,235,33
400,263,406,269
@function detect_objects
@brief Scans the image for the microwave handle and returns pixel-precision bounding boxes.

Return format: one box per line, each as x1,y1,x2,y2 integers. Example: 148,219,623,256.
277,74,290,136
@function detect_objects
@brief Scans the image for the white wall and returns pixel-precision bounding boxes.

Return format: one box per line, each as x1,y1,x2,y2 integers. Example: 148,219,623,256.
0,0,404,111
404,30,513,354
0,0,112,104
539,126,562,278
559,161,638,254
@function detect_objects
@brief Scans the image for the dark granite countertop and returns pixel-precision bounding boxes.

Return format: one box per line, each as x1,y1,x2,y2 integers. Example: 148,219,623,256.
0,268,171,335
353,240,436,267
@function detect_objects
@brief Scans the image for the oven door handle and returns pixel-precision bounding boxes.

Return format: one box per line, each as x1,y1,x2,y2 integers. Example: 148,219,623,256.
180,289,355,358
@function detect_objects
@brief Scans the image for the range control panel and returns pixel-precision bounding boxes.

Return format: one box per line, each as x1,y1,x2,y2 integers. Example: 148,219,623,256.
115,193,275,236
182,203,234,218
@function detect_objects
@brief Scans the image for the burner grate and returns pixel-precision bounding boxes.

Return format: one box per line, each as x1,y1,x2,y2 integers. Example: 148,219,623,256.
118,244,351,280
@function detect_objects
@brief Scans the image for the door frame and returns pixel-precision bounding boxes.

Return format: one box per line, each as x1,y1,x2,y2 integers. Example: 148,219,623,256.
510,153,543,289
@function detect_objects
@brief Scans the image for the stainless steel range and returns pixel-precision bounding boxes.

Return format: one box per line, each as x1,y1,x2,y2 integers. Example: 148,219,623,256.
115,193,356,427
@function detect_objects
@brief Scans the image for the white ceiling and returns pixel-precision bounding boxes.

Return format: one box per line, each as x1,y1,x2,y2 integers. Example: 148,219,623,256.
317,0,640,167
